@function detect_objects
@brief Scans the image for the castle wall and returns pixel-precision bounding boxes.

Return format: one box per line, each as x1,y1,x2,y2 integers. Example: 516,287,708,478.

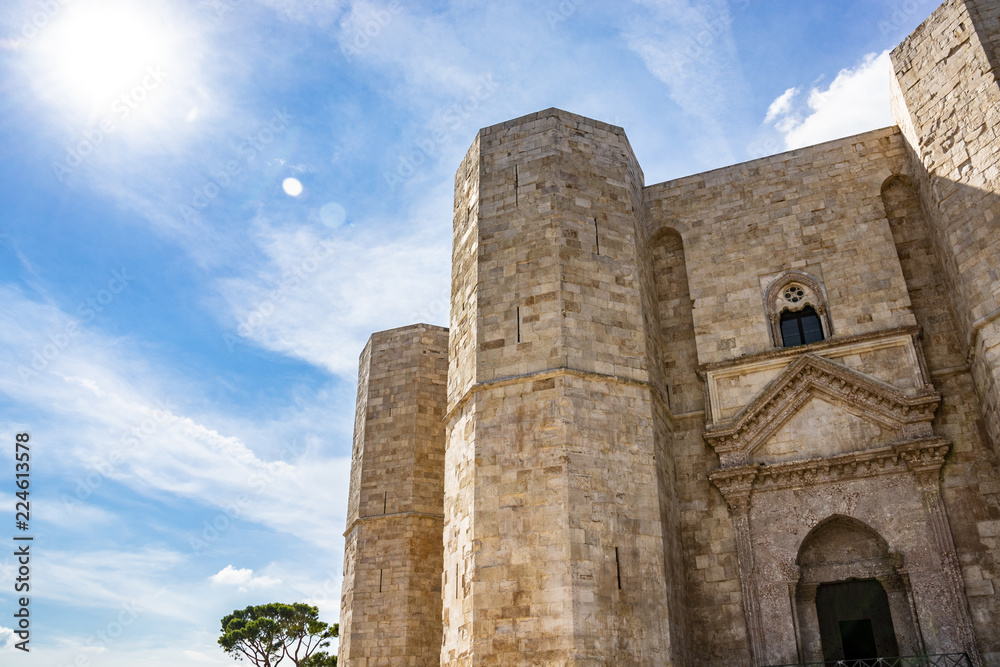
645,120,1000,664
651,231,702,416
883,174,1000,661
443,109,680,665
339,324,448,666
645,128,917,664
890,0,1000,454
645,127,917,366
339,4,1000,665
888,4,1000,661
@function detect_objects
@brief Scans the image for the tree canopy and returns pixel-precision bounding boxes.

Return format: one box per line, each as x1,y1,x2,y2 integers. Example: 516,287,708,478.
301,653,338,667
218,602,337,666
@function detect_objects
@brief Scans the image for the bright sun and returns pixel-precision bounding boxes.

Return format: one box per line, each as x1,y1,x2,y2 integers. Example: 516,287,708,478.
32,0,175,112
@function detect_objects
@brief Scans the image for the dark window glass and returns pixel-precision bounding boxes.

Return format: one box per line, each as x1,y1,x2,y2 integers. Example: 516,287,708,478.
781,316,803,347
780,306,824,347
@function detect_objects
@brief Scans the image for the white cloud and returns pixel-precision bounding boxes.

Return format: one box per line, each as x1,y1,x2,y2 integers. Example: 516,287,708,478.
211,565,283,591
15,546,335,663
35,548,184,614
766,51,894,150
0,285,351,552
37,497,118,530
254,0,346,26
337,2,489,100
28,642,234,667
217,214,451,379
0,626,15,651
211,565,253,586
621,0,749,164
764,87,798,123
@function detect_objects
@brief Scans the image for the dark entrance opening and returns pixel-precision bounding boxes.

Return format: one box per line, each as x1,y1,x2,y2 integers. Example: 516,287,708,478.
816,579,899,662
839,619,878,660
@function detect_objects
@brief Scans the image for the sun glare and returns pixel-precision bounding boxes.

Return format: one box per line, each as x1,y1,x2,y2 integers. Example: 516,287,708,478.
32,1,175,112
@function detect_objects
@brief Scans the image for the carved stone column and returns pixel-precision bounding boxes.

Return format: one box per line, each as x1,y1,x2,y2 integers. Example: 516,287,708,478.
878,571,923,657
901,442,983,666
710,466,766,666
794,582,822,663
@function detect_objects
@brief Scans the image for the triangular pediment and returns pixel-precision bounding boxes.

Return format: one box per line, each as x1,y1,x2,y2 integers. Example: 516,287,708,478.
704,354,939,467
754,393,902,465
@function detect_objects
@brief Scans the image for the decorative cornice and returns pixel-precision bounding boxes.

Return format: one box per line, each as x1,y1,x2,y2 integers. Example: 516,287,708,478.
709,438,950,496
704,353,940,466
708,465,759,513
444,366,705,425
698,325,921,377
343,511,444,538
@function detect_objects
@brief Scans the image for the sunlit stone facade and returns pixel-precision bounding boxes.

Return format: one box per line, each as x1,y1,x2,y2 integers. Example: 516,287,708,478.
340,1,1000,664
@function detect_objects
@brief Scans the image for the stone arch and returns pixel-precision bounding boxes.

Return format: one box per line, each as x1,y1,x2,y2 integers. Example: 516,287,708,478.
650,228,700,414
792,515,923,662
880,174,965,370
648,220,691,244
797,514,891,579
880,173,916,194
764,270,833,348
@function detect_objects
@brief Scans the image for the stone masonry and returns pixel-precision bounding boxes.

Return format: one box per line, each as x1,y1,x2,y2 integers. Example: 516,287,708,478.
340,1,1000,664
339,324,449,665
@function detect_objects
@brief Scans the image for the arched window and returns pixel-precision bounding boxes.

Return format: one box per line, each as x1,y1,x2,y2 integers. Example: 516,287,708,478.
765,271,832,348
780,305,824,347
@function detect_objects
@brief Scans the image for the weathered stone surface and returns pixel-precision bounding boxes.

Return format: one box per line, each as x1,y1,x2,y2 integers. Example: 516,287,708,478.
340,2,1000,665
339,324,448,666
442,110,678,666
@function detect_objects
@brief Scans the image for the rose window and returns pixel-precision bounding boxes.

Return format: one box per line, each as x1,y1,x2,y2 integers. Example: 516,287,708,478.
784,285,805,303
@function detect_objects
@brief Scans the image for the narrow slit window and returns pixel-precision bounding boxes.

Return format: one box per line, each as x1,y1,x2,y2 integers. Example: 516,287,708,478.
594,218,600,255
615,547,622,590
780,305,824,347
514,165,519,207
379,568,383,593
516,307,521,343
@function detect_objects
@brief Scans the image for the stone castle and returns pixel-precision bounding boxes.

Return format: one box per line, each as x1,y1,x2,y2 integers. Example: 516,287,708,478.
338,0,1000,664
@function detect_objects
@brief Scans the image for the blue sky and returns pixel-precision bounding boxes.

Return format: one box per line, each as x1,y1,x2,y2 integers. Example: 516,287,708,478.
0,0,935,663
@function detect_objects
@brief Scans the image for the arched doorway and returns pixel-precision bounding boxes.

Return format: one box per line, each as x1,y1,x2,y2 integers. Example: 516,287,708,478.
794,515,923,663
